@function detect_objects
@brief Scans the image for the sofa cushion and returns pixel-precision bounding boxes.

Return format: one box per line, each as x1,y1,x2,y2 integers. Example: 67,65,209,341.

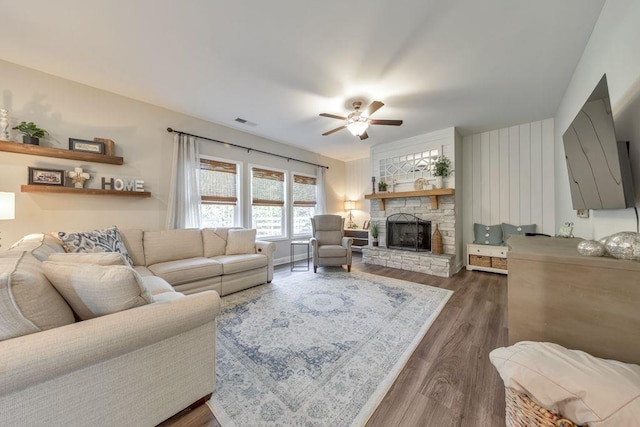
226,229,256,255
57,226,134,266
141,275,175,295
119,229,145,266
213,254,267,275
42,262,153,320
0,252,76,341
48,252,128,266
148,257,223,286
143,229,203,266
9,233,65,261
203,228,229,258
318,245,347,257
490,341,640,427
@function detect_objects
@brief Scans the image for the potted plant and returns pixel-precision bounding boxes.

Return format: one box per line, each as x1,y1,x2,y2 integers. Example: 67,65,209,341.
377,181,388,192
370,222,379,247
432,155,452,189
12,121,48,145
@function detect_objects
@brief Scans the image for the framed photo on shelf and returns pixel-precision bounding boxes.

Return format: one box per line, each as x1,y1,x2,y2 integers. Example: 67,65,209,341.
69,138,105,154
28,167,65,186
363,220,370,230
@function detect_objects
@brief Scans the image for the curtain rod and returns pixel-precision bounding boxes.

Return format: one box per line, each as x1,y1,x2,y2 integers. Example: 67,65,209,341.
166,128,329,169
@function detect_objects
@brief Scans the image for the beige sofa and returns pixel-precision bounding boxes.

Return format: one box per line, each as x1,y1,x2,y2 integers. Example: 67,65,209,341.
0,235,221,426
119,227,276,296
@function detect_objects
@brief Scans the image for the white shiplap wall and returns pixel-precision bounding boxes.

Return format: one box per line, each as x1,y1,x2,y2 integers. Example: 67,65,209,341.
462,119,555,255
344,157,372,227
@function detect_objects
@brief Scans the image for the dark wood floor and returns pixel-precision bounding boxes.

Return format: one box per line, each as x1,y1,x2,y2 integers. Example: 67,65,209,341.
161,255,508,427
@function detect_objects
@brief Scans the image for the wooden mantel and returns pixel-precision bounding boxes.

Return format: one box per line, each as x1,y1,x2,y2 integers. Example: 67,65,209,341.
365,188,455,210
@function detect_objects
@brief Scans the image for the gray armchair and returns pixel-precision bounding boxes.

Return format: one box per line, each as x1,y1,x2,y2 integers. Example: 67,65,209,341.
310,215,353,273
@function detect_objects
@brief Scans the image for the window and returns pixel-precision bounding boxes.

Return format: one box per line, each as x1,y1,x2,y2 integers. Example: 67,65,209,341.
292,174,316,236
199,157,240,227
251,166,285,238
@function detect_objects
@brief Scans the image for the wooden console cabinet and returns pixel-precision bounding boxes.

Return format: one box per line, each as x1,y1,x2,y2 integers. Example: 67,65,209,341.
507,235,640,364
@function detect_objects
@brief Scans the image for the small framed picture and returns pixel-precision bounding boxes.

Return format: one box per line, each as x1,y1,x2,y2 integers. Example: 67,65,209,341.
28,167,65,186
363,220,370,230
69,138,105,154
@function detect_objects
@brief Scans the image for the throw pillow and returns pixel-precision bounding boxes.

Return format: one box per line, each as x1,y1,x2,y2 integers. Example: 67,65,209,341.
473,223,503,245
0,252,75,341
42,262,153,320
57,226,134,266
501,223,536,244
225,229,257,255
9,233,65,261
47,252,128,266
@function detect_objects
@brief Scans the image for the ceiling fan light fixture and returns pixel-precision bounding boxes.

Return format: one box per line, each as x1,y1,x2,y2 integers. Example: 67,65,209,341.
347,119,369,136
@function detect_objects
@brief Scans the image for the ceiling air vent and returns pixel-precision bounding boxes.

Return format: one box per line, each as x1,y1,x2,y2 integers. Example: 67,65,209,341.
234,117,257,127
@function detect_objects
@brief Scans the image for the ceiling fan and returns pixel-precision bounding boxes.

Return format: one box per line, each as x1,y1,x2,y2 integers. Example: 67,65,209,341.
319,100,403,140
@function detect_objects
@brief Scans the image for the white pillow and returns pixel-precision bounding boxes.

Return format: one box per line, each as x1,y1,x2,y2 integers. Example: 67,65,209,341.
225,229,256,255
490,341,640,427
42,262,153,320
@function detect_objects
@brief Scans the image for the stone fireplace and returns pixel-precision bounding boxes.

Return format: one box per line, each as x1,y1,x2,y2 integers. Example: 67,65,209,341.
386,213,431,251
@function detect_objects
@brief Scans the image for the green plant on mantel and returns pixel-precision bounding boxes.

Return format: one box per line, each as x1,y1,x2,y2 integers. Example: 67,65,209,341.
378,181,388,192
432,155,452,177
12,121,48,138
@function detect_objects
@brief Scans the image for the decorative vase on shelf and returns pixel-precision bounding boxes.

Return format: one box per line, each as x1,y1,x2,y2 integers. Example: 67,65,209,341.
432,224,443,255
0,109,9,141
434,176,443,189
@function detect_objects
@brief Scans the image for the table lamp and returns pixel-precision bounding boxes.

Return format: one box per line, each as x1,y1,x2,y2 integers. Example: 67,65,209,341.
344,200,356,229
0,192,16,248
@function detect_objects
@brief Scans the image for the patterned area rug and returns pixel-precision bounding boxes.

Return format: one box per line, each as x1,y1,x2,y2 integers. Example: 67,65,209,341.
207,269,453,426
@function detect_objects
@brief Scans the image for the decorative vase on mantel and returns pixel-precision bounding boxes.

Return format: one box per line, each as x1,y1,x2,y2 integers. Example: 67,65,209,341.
434,176,443,189
432,224,443,255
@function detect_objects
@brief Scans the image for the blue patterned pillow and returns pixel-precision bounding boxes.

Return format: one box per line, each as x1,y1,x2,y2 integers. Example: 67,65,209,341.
57,226,134,266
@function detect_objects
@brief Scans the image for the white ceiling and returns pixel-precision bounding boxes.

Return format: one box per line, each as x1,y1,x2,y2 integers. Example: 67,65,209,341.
1,0,604,161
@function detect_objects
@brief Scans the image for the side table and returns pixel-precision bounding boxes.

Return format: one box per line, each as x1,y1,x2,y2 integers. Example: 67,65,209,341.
290,240,310,271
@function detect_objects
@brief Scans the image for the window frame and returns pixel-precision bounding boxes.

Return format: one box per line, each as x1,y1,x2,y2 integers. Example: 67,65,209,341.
291,171,317,238
198,155,242,228
249,163,288,240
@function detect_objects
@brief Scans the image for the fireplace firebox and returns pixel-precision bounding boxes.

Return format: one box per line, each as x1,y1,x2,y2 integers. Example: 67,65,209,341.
386,213,431,252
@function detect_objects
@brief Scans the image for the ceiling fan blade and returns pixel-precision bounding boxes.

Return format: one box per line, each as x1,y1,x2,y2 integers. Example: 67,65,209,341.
320,113,347,120
322,125,347,136
359,131,369,141
369,119,403,126
365,101,384,117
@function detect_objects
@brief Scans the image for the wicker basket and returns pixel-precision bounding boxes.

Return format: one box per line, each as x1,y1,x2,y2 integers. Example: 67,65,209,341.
505,387,581,427
492,257,508,270
469,254,491,267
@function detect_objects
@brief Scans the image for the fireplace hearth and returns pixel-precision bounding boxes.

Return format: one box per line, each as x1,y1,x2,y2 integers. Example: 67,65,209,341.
386,213,431,252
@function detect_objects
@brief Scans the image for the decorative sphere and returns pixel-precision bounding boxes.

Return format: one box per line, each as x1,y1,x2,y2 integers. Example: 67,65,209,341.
604,232,640,261
577,240,606,257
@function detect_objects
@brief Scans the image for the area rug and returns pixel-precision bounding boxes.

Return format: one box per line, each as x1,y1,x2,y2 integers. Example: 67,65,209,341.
207,269,453,426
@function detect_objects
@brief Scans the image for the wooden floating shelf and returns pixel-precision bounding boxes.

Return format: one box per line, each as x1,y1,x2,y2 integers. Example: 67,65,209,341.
21,185,151,197
0,140,124,165
365,188,455,210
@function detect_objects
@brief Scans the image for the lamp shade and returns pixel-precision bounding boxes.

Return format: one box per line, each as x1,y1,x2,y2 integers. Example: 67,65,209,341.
344,200,356,210
0,192,15,220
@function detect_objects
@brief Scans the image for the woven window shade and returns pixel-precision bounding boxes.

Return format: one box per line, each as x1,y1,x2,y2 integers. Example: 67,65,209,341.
200,159,238,205
293,174,317,207
252,167,285,206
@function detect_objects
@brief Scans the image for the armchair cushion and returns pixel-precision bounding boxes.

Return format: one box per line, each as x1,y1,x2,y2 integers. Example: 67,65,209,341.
318,245,347,258
312,215,344,245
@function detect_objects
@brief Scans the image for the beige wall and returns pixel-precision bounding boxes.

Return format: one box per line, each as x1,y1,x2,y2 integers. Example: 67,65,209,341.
0,60,345,261
344,157,371,228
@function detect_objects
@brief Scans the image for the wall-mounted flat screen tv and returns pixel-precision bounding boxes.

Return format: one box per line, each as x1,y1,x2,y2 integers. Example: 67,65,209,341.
562,74,635,210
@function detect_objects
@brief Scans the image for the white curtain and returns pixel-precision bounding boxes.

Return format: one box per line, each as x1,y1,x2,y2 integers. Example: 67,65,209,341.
316,166,326,214
166,134,202,229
